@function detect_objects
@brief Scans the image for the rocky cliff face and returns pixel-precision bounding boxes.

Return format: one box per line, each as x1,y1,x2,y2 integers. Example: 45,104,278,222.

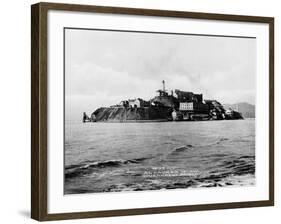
223,102,255,118
92,106,172,122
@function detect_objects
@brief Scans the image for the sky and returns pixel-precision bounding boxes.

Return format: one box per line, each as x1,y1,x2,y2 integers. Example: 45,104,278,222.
65,28,256,121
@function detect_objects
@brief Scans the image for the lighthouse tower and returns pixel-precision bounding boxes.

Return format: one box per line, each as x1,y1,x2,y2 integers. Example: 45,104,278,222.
156,80,168,97
162,80,165,92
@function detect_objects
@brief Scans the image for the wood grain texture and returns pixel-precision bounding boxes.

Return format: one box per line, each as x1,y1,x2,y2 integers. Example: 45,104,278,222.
269,19,274,204
31,3,40,220
31,2,274,221
31,3,48,221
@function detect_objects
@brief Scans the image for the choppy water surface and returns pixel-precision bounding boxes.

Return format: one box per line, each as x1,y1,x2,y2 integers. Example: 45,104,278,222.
65,119,255,194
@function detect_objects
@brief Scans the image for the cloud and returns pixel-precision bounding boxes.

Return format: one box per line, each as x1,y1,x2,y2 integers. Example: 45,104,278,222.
65,29,256,120
65,62,160,99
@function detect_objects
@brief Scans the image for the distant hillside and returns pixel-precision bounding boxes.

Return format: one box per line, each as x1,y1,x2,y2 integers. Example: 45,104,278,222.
223,102,255,118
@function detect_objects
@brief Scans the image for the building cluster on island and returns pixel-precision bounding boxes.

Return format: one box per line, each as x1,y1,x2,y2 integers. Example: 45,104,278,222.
83,80,243,122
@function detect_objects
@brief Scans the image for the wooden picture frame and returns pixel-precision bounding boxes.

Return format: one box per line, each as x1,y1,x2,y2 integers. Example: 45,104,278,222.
31,2,274,221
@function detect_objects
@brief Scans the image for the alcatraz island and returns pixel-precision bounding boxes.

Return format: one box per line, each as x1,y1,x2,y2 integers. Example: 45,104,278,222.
83,80,243,123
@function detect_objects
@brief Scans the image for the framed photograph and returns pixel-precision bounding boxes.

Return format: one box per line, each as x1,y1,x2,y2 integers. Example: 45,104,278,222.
31,2,274,221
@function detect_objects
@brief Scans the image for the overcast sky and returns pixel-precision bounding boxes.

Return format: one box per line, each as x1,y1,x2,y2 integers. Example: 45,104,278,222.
65,29,256,121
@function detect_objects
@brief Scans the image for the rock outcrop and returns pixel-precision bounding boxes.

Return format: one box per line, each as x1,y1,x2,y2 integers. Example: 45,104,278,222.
92,106,173,122
223,103,255,118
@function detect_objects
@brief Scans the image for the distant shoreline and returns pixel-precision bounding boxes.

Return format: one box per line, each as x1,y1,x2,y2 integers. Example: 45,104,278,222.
65,117,255,125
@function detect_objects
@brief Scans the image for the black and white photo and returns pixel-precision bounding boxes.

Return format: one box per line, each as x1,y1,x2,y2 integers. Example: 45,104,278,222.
64,28,256,194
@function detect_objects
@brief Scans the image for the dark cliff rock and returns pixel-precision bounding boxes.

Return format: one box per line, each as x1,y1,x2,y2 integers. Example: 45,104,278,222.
223,102,255,118
92,106,172,122
225,110,244,120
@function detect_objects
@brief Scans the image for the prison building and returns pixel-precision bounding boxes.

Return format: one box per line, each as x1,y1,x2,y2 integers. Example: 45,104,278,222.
175,90,203,103
179,102,209,114
128,98,150,108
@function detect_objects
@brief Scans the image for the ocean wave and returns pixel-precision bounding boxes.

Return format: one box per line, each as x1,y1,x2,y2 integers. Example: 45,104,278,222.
212,155,255,177
207,137,230,147
170,144,194,154
192,137,230,149
65,154,255,193
167,138,230,157
65,157,149,179
217,137,229,143
82,171,255,193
